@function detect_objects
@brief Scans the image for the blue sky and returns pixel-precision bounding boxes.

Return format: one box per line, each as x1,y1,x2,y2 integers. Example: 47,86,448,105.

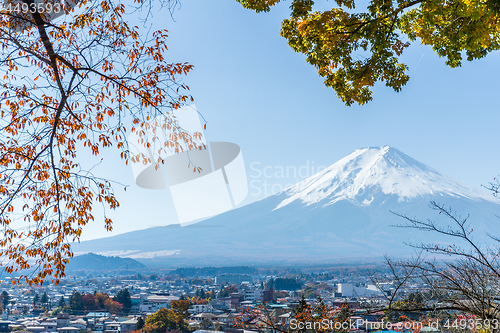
80,0,500,240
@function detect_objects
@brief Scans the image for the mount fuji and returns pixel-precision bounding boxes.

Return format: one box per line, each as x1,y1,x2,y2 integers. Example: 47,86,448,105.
74,146,500,267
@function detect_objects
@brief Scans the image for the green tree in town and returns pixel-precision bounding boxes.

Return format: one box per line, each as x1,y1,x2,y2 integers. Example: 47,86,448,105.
40,292,49,309
171,300,191,319
1,291,10,309
135,317,145,331
238,0,500,105
142,308,190,333
69,291,83,313
33,293,40,309
58,296,65,308
266,278,275,290
114,289,132,314
274,277,302,290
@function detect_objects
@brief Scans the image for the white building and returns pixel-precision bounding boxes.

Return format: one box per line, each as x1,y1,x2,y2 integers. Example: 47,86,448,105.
120,318,138,333
41,321,57,332
140,295,179,313
244,289,263,303
337,283,382,297
57,327,80,333
104,322,121,333
69,319,87,330
190,304,210,314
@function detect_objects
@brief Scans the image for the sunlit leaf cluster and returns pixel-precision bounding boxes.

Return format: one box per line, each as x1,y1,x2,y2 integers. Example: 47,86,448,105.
239,0,500,105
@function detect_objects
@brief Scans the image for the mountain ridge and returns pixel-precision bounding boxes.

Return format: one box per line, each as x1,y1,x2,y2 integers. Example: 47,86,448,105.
73,146,500,267
67,253,146,271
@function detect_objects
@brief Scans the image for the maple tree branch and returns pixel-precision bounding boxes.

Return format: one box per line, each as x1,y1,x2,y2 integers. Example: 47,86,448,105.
9,38,52,66
0,0,194,285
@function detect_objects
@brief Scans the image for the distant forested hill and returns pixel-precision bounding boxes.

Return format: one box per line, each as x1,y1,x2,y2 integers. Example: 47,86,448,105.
67,253,146,271
171,266,257,277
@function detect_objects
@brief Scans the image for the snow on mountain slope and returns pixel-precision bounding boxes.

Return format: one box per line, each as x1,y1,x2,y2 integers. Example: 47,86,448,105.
277,146,494,210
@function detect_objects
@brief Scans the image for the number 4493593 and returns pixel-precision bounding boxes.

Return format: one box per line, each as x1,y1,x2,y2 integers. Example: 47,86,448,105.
4,1,62,14
444,319,499,330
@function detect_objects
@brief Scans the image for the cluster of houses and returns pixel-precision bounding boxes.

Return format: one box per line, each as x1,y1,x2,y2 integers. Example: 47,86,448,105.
0,313,139,333
0,271,430,333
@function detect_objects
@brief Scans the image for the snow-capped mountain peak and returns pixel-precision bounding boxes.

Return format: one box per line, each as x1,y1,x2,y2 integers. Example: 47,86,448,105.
276,146,493,210
75,146,500,266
